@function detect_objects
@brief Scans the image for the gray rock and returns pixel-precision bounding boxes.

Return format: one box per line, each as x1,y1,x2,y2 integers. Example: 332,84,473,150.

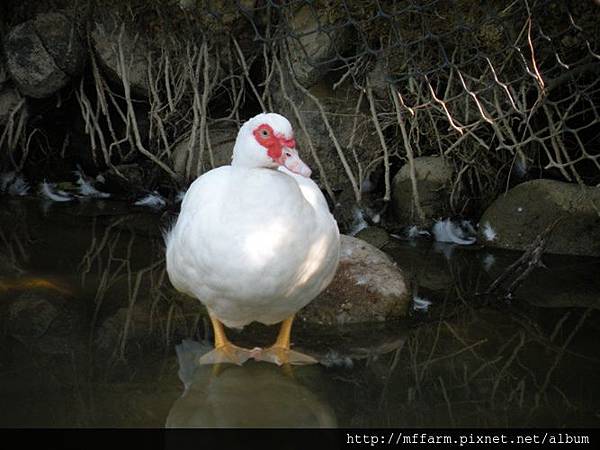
287,4,350,88
4,22,67,98
299,235,410,325
478,179,600,256
32,12,85,77
3,13,84,98
91,15,150,96
7,292,59,339
392,156,454,226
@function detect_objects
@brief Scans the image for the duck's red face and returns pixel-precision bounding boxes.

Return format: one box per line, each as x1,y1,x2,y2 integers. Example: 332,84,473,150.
253,123,311,177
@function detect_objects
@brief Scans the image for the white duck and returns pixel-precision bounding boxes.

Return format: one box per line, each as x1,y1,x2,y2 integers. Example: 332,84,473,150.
166,113,340,365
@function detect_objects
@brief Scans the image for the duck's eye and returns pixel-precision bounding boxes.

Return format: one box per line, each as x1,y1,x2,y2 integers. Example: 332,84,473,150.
260,129,269,138
285,152,292,157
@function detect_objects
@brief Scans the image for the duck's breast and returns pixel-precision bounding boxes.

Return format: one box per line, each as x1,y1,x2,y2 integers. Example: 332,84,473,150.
166,166,339,326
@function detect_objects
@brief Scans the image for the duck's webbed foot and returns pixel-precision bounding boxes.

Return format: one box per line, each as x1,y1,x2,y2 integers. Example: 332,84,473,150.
200,312,256,366
253,346,317,366
198,343,255,366
252,315,318,366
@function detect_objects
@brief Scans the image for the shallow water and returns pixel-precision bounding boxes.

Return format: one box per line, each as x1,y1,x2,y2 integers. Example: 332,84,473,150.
0,197,599,427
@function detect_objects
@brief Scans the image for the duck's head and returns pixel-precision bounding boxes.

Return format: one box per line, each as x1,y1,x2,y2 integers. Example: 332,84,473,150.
231,113,312,177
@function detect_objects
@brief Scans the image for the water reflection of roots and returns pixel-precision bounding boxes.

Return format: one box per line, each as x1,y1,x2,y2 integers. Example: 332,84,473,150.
394,303,595,426
80,215,201,362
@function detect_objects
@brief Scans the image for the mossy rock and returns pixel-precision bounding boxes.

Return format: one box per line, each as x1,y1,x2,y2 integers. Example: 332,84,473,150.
3,12,84,98
299,235,410,325
479,179,600,257
391,156,453,227
91,14,151,97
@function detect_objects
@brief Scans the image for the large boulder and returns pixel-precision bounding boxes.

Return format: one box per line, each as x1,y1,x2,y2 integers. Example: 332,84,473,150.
91,15,150,96
3,12,85,98
479,179,600,257
392,156,453,226
287,4,351,88
32,13,85,76
299,235,410,325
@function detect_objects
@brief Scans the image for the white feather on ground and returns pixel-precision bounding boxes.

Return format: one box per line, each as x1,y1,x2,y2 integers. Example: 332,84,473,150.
482,222,497,241
413,295,432,312
75,170,110,198
39,181,74,202
348,206,368,236
135,191,166,209
0,172,15,191
407,225,431,239
1,172,30,196
432,219,476,245
9,176,29,196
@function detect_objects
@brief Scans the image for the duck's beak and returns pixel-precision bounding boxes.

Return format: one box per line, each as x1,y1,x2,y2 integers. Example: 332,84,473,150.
282,147,312,178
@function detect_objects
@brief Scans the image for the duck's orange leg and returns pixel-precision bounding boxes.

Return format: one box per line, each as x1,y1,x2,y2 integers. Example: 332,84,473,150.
255,315,318,366
199,312,254,366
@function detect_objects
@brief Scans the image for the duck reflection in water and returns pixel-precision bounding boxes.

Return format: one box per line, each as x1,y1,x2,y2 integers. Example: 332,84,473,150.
166,340,337,428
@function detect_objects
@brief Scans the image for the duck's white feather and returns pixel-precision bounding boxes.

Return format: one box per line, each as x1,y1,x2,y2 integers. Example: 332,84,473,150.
166,165,339,328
